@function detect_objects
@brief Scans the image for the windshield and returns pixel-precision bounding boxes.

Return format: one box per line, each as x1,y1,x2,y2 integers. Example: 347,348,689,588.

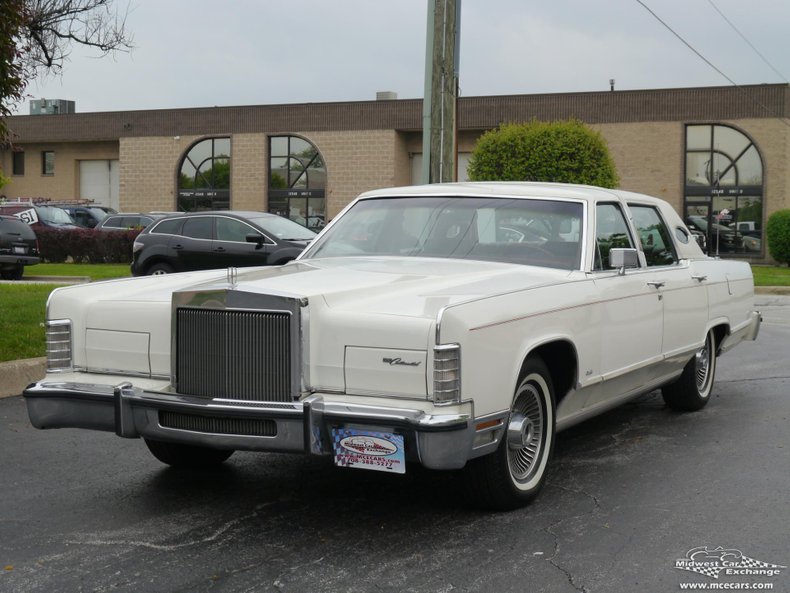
39,206,75,225
305,196,584,270
248,215,317,240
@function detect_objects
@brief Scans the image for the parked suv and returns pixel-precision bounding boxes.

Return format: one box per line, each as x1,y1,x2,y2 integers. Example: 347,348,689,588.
0,215,40,279
131,211,316,275
0,202,79,231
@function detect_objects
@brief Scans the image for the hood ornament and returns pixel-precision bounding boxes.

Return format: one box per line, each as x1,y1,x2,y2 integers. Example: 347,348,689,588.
227,267,238,289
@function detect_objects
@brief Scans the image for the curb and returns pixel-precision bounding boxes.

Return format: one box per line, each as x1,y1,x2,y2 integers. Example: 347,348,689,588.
0,357,45,399
755,286,790,295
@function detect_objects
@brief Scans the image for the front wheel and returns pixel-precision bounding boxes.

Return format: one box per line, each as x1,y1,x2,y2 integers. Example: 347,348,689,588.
144,439,234,468
463,357,556,511
147,262,174,276
662,330,717,411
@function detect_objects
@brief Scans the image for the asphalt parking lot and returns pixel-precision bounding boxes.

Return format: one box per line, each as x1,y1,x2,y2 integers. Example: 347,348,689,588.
1,297,788,593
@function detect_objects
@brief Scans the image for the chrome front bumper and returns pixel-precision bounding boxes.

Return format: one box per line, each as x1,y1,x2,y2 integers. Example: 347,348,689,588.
23,381,475,470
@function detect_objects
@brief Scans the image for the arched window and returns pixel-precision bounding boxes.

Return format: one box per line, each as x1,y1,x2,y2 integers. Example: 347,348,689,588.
177,137,231,211
268,135,326,231
684,124,763,256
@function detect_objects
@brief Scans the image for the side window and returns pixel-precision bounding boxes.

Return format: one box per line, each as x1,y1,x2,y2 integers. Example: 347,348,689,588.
628,204,678,267
152,218,185,235
216,217,260,242
594,203,635,270
182,217,213,240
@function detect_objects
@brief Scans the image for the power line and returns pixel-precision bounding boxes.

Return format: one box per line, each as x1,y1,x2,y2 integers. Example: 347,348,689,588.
635,0,738,86
706,0,788,84
634,0,790,128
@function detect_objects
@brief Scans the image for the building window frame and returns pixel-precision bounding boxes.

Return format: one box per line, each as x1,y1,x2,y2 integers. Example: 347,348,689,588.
41,151,54,176
683,123,764,257
268,134,327,232
177,137,231,212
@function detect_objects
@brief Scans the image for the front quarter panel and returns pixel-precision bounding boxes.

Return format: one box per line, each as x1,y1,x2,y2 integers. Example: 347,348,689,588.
437,274,597,420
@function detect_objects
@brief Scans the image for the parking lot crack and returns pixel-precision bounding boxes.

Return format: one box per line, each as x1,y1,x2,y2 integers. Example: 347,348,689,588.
65,502,277,551
542,482,600,593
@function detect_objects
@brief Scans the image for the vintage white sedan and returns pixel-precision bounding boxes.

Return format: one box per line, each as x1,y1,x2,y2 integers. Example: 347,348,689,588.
24,183,761,510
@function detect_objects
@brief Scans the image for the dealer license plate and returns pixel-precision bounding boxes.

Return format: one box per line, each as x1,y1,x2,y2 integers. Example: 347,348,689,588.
331,428,406,474
13,246,26,254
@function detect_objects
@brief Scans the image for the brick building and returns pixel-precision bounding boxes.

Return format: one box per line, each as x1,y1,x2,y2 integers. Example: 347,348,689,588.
2,83,789,259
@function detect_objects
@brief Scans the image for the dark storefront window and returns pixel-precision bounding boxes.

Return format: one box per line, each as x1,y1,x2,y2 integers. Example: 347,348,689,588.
12,151,24,176
268,135,326,231
178,137,231,211
684,124,764,256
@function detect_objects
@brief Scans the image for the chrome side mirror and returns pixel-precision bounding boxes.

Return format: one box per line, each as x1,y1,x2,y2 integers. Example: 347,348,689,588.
609,248,639,275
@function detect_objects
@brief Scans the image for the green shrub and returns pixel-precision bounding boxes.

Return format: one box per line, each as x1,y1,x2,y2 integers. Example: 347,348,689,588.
101,229,140,263
36,228,71,262
35,227,140,263
766,209,790,265
468,119,619,188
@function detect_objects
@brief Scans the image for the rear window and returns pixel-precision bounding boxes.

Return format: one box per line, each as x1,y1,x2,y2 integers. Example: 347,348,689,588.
0,217,37,239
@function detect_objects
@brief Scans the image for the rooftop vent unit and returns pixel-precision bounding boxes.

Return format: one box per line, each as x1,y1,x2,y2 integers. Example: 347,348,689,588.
376,91,398,101
30,99,75,115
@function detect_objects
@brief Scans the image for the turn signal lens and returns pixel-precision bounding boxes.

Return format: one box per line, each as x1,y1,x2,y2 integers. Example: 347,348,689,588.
433,344,460,404
46,319,72,371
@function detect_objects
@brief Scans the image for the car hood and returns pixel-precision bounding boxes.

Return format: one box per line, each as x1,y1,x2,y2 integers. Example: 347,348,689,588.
49,258,576,378
185,257,574,319
52,257,574,321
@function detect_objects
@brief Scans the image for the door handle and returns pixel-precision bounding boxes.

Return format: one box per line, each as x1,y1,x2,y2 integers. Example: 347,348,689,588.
692,275,707,282
647,281,665,289
172,244,184,250
214,247,226,253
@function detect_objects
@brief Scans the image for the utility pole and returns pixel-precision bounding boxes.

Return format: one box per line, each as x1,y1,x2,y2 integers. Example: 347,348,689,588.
422,0,461,184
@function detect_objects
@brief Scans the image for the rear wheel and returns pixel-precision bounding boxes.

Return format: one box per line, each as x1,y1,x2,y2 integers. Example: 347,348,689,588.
144,439,234,468
147,262,174,275
464,357,556,510
662,330,717,411
1,265,24,280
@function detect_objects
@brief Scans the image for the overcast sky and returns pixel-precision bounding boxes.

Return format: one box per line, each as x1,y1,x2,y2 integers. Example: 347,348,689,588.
12,0,790,115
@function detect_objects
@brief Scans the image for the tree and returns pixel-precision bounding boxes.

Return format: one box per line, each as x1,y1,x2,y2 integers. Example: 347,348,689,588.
468,119,619,188
1,0,133,147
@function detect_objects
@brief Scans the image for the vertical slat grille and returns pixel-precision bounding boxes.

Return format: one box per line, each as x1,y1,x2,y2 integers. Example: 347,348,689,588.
159,411,277,437
176,308,292,401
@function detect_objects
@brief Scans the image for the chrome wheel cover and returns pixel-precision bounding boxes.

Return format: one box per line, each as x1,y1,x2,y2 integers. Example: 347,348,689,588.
507,381,546,483
695,334,713,394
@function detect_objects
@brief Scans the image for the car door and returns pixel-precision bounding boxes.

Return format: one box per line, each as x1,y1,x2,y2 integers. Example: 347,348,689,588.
586,202,664,407
173,216,215,270
627,203,708,369
212,215,274,268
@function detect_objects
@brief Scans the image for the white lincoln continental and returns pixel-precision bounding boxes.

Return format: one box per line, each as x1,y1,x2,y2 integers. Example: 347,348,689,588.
24,183,761,510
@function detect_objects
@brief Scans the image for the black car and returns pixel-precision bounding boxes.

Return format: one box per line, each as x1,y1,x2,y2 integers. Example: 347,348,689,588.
131,211,316,276
0,215,40,280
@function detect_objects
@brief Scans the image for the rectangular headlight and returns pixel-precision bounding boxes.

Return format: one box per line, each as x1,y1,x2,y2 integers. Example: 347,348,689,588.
46,319,73,372
432,344,460,404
